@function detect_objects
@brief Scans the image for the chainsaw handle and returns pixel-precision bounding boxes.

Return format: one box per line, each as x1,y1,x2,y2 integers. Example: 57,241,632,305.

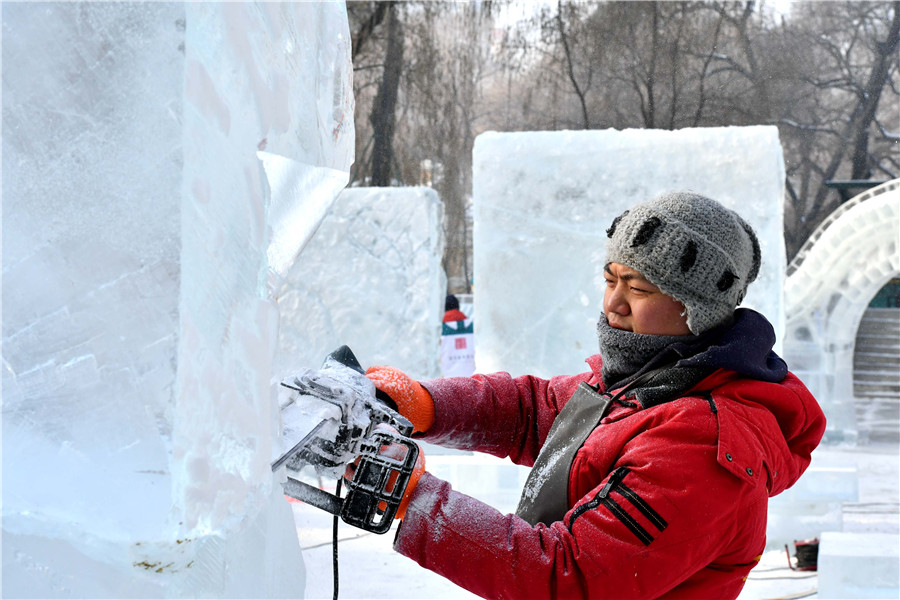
341,431,419,533
374,389,400,413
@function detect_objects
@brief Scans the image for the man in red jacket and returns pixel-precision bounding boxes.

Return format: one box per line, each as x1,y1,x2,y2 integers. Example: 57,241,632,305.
443,294,468,323
366,191,826,599
441,294,476,377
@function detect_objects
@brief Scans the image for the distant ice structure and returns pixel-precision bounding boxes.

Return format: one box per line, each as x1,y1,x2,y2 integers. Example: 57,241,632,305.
2,2,353,597
765,458,858,550
472,127,785,378
818,532,900,599
783,180,900,443
276,187,445,382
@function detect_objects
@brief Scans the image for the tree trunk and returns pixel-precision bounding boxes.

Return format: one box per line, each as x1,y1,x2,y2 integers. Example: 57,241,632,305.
556,2,590,129
351,1,389,60
646,3,659,128
815,1,900,205
370,2,404,186
851,1,900,180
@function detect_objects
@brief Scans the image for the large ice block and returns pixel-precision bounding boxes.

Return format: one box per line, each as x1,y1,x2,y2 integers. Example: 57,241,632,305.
765,459,858,550
276,187,445,381
2,2,353,597
818,532,900,599
472,127,785,377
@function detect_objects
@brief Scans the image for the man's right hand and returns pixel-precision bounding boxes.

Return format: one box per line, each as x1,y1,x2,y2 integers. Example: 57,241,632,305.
365,366,435,434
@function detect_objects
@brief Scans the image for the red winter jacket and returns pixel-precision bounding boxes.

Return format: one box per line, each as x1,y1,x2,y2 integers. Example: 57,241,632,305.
394,310,826,600
443,308,468,323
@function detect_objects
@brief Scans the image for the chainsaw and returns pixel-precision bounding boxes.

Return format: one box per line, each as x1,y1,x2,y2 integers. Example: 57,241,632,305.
271,346,418,534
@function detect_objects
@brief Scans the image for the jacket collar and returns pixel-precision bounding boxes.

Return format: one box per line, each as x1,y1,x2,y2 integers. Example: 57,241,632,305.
586,308,787,386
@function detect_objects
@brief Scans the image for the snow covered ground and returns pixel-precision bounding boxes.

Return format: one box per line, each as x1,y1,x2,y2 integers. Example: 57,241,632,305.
292,438,898,599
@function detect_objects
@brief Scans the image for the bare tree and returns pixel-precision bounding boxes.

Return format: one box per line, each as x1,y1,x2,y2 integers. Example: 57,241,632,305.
779,1,899,256
351,1,389,60
349,0,899,277
495,1,898,259
349,1,497,292
845,2,899,181
398,3,495,292
555,1,591,128
369,1,404,186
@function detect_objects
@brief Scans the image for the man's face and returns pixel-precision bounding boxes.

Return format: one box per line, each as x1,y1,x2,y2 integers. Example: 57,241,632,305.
602,262,691,336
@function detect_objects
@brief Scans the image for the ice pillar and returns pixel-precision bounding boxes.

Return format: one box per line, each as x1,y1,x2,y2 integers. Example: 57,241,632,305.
2,2,353,597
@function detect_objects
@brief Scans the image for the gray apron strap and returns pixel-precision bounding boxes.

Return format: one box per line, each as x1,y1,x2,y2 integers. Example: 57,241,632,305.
515,382,612,526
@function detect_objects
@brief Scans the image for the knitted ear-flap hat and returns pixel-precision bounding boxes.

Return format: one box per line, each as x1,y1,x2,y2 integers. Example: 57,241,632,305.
605,191,761,335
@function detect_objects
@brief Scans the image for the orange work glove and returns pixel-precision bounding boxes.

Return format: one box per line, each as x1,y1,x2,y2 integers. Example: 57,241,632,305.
344,433,427,521
389,445,426,521
365,366,435,434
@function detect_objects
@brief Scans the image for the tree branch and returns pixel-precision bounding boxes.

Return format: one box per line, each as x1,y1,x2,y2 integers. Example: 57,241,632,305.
556,1,590,129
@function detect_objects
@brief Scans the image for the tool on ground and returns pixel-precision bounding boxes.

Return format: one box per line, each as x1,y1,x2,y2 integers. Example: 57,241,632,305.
272,345,418,534
785,537,819,571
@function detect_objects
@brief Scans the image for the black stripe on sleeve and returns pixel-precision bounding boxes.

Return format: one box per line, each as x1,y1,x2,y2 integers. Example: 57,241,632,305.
567,467,669,547
616,483,668,531
599,497,654,546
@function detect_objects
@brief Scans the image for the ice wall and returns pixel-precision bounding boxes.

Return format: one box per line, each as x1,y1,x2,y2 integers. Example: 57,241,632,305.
276,187,445,381
472,127,785,378
2,2,353,597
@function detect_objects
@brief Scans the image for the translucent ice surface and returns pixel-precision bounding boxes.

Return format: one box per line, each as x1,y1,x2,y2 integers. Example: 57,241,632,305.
472,127,785,378
783,181,900,443
2,2,353,597
818,532,900,599
276,187,445,381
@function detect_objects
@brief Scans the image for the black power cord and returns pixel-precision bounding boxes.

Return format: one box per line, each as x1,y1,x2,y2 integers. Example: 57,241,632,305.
333,478,341,600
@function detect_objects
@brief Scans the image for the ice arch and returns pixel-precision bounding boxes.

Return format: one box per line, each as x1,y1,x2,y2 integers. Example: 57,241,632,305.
784,180,900,442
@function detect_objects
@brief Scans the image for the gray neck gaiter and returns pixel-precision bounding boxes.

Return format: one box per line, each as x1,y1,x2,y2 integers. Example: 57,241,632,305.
596,314,699,390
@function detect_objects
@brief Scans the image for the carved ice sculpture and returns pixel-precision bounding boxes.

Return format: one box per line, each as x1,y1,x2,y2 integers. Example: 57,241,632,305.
276,187,446,382
2,2,353,597
784,180,900,443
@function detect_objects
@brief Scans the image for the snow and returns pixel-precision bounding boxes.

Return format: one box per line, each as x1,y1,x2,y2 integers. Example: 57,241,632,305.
294,454,527,600
2,2,352,597
519,446,566,504
276,356,380,480
275,384,343,469
472,127,785,378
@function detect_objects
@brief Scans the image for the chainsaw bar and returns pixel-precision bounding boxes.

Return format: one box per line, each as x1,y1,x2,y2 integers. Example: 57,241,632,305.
271,382,343,472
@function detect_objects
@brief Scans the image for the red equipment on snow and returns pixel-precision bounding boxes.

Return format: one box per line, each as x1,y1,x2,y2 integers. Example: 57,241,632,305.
786,538,820,571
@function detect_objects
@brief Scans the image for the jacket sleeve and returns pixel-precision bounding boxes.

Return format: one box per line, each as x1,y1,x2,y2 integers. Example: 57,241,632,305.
394,400,766,600
419,372,584,466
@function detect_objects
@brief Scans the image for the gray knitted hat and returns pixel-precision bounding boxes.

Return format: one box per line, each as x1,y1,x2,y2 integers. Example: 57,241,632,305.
605,191,761,335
